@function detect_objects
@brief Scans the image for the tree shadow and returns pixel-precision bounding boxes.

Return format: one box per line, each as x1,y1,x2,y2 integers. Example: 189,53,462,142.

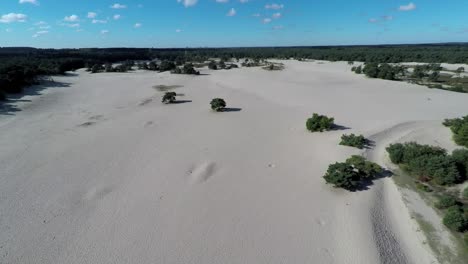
352,169,394,192
363,139,376,150
222,107,242,112
331,124,350,131
0,79,72,116
172,100,192,104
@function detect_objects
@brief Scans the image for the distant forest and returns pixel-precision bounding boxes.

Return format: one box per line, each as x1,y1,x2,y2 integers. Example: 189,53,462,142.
2,43,468,99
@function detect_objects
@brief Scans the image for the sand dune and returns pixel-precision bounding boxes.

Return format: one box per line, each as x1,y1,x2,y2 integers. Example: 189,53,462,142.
1,60,468,263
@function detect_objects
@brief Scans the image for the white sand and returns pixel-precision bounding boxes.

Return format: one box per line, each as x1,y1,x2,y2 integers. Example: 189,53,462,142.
2,60,468,263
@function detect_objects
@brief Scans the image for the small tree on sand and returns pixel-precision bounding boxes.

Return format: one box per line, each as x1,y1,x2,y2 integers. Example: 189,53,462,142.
306,113,335,132
210,98,226,112
162,92,177,104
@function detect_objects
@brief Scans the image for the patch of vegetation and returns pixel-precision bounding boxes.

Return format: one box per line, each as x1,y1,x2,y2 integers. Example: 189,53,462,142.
210,98,226,112
443,206,468,232
171,63,200,75
340,134,369,149
386,142,463,186
262,63,285,71
306,113,335,132
323,155,383,191
436,195,460,209
463,187,468,199
444,116,468,148
162,92,177,104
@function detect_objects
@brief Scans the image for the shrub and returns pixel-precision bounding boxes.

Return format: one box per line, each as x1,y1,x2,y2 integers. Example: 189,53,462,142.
340,134,368,149
323,162,360,190
435,195,459,209
208,61,217,70
159,61,176,72
452,148,468,179
407,154,460,185
386,142,446,165
306,113,335,132
443,206,468,232
162,92,177,104
386,143,406,164
346,155,383,179
443,116,468,147
355,65,362,74
210,98,226,112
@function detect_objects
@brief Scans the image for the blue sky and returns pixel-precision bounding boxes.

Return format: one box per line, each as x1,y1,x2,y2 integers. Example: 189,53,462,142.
0,0,467,48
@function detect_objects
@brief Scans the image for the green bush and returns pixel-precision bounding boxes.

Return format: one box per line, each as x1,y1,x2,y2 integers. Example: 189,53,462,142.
162,92,177,104
452,148,468,179
306,113,335,132
323,156,383,191
443,116,468,147
386,142,462,186
407,155,461,185
443,206,468,232
435,195,459,209
210,98,226,112
323,162,360,190
340,134,368,149
355,65,362,74
346,155,383,179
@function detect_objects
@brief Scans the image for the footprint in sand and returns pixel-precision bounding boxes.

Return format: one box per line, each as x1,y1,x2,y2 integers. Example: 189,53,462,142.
188,161,216,184
84,186,114,201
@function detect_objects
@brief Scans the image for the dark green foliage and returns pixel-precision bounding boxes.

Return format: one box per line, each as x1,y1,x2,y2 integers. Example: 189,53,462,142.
428,71,440,82
346,155,383,178
340,134,368,149
406,154,460,185
386,142,446,164
91,64,104,73
443,116,468,147
354,65,362,74
386,142,463,186
105,63,113,72
456,67,465,73
159,61,176,72
172,64,200,75
208,61,217,70
148,61,158,71
210,98,226,112
443,206,468,232
323,162,360,190
162,92,177,104
452,149,468,179
412,65,427,79
306,113,335,132
435,195,459,209
361,63,399,80
323,156,383,191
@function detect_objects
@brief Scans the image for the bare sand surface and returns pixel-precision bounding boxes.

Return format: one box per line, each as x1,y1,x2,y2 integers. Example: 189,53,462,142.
1,60,468,263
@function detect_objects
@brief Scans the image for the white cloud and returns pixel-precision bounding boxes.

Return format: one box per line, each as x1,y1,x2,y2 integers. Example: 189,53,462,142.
382,15,393,21
252,13,261,17
227,8,236,16
177,0,198,7
368,18,378,23
263,18,272,24
64,15,79,22
5,28,12,32
134,23,142,28
101,30,109,34
272,12,281,19
88,12,97,19
176,29,182,33
19,0,39,5
32,30,48,38
399,2,416,11
265,3,284,10
111,3,127,9
92,19,107,24
216,0,229,3
240,0,249,3
35,21,47,26
0,13,27,23
113,14,121,20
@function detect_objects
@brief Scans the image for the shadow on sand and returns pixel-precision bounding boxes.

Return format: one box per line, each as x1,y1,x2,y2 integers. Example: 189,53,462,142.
222,107,242,112
352,169,394,192
0,79,72,116
172,100,193,104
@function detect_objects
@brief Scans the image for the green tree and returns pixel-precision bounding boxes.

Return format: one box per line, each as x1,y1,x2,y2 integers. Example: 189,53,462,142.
306,113,335,132
435,195,459,209
210,98,226,112
162,92,177,104
443,206,468,232
323,162,360,190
